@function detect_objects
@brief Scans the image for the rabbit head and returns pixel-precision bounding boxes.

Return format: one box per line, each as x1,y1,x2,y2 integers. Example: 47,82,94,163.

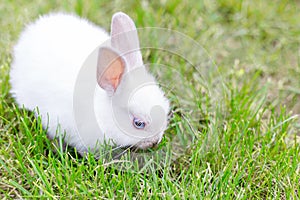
96,12,170,149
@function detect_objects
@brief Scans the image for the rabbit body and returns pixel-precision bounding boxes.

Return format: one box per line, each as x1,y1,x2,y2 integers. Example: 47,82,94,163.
10,12,170,153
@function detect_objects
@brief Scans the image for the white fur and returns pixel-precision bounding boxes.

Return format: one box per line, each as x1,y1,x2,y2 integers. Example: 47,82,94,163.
10,12,170,154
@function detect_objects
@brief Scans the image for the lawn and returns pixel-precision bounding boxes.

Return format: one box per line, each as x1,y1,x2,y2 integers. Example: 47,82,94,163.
1,0,300,199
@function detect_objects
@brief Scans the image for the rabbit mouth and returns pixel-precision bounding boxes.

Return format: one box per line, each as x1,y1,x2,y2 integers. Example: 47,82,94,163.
134,137,162,150
135,140,159,150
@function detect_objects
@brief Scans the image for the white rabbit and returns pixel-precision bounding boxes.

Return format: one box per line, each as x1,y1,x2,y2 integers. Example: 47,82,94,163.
10,12,170,154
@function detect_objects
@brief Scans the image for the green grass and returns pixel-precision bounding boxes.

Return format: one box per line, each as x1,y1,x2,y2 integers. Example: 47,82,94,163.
1,0,300,199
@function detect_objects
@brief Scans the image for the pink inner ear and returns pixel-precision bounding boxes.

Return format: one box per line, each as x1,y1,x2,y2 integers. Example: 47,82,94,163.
101,58,124,90
97,47,126,93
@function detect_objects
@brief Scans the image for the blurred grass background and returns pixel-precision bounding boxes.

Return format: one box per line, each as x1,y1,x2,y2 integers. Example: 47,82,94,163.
0,0,300,198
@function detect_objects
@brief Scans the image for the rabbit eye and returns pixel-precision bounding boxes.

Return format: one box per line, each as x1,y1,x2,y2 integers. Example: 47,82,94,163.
133,117,146,129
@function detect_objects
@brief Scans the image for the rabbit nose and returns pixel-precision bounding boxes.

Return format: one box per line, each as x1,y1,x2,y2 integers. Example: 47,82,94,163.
152,141,159,148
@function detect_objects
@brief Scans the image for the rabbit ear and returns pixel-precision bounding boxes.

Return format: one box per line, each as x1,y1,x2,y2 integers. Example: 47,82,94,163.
97,47,126,95
111,12,143,69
